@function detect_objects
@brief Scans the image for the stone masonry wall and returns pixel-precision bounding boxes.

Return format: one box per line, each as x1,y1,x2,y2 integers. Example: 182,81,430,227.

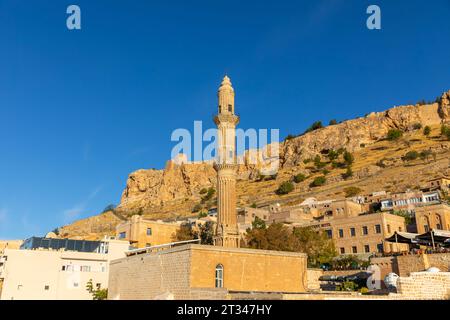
306,269,323,291
396,272,450,300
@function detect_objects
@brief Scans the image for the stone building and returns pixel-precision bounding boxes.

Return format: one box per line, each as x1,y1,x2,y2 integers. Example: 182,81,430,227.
300,211,408,255
115,215,182,248
415,203,450,233
379,190,441,214
108,76,308,299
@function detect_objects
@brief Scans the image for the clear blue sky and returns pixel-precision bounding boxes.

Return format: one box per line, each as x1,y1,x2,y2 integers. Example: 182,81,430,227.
0,0,449,239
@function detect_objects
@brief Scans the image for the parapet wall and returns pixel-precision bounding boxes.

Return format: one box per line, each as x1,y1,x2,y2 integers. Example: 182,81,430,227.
396,272,450,300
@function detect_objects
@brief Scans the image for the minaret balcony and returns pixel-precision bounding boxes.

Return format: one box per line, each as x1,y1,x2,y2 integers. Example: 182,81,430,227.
213,114,240,126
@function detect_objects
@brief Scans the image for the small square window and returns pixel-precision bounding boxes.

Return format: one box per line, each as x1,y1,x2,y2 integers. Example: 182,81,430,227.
375,224,381,234
340,248,345,254
147,228,152,236
352,246,357,254
350,228,356,237
44,285,50,291
364,245,370,253
362,226,368,235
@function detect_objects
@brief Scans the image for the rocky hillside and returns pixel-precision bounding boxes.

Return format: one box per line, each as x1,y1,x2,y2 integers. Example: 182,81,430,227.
58,90,450,239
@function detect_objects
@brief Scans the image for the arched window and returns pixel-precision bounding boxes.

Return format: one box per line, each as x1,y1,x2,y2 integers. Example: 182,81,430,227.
215,264,224,288
422,216,430,232
218,105,222,113
435,214,442,230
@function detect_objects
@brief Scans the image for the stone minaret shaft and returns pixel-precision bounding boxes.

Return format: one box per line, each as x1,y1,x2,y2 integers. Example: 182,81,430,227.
213,76,240,248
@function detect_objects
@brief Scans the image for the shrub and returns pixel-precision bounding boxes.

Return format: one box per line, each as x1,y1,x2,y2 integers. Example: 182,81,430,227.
402,151,419,161
199,188,208,194
442,125,450,140
322,169,330,175
419,149,432,161
343,151,354,166
327,149,339,161
305,121,323,134
293,173,306,183
284,134,296,141
250,202,257,208
423,126,431,136
192,203,202,213
201,187,216,202
387,129,403,140
329,119,338,125
342,167,353,179
412,123,422,130
276,181,294,195
310,176,326,187
344,186,362,197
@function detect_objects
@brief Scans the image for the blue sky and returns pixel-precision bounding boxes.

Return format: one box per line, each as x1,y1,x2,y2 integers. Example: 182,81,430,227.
0,0,449,239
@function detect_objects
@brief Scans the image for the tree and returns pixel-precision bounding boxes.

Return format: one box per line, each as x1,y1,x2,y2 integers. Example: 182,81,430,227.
86,279,108,300
173,223,197,241
101,204,116,213
412,123,422,130
293,173,306,183
344,186,362,197
402,151,419,161
342,167,353,179
276,181,294,195
343,151,354,166
199,188,208,194
305,121,323,134
310,176,326,187
292,227,337,267
201,187,216,203
284,134,296,141
250,202,257,208
329,119,338,125
387,129,403,140
252,216,267,230
419,149,432,162
423,126,431,136
198,221,214,245
327,149,339,161
192,203,202,213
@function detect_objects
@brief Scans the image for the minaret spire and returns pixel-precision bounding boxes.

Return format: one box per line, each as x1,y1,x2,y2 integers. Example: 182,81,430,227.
213,75,240,248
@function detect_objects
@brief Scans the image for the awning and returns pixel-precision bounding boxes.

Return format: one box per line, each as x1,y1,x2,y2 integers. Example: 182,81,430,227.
416,229,450,244
385,231,419,244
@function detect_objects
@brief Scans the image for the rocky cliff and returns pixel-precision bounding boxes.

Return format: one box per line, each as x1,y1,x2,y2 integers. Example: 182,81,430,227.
117,90,450,213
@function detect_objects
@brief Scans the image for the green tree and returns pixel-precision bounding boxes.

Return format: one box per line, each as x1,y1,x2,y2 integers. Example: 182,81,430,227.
342,167,353,179
402,151,419,161
387,129,403,141
343,151,354,166
192,203,202,213
86,279,108,300
276,181,294,195
305,121,323,133
412,123,422,130
310,176,326,187
292,227,337,267
252,216,267,230
293,173,306,183
329,119,338,125
198,221,214,245
173,223,198,241
199,188,208,194
250,202,257,208
419,149,432,162
327,149,339,161
423,126,431,136
344,186,362,197
201,187,216,202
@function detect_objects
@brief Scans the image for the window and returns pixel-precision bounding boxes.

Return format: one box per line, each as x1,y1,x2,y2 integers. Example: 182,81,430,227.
73,282,79,288
146,228,152,236
44,285,50,291
352,246,357,254
338,229,344,238
362,226,368,235
377,243,383,253
387,224,391,233
375,224,381,234
340,248,345,254
325,229,332,239
218,105,221,113
81,266,91,272
62,266,66,271
215,264,224,288
364,245,370,253
350,228,356,237
119,232,126,239
228,105,232,112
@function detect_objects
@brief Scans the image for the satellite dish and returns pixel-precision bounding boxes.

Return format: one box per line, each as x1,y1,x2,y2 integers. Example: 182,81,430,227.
426,267,440,273
384,273,399,288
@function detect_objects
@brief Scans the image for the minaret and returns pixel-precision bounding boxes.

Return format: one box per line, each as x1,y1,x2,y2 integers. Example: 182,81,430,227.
213,75,240,248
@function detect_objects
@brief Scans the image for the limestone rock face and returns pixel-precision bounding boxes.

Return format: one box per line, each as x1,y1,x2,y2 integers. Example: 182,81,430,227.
118,90,449,213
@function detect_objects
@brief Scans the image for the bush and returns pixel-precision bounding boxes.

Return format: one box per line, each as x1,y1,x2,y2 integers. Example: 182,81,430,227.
441,125,450,140
284,134,296,141
343,151,354,166
423,126,431,136
310,176,326,187
344,186,362,197
329,119,338,125
305,121,323,134
250,202,257,208
327,149,339,161
199,188,208,194
412,123,422,130
322,169,330,175
276,181,294,195
201,187,216,202
192,203,202,213
342,167,353,179
403,151,419,161
293,173,306,183
387,129,403,140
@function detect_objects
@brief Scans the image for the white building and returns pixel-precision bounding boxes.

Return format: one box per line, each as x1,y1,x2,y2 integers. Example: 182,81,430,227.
0,236,129,300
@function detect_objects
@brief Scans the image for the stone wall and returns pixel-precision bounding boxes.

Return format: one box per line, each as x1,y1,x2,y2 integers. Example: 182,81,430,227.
306,269,323,291
396,272,450,299
427,253,450,272
397,253,450,276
